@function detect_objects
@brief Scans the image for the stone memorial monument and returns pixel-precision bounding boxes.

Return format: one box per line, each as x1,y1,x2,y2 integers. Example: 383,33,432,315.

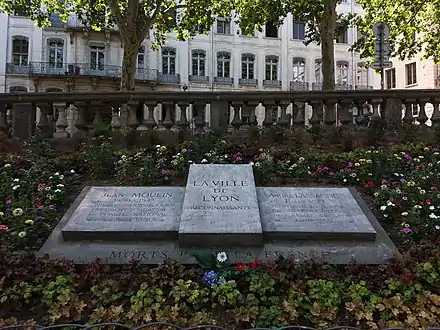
39,164,398,264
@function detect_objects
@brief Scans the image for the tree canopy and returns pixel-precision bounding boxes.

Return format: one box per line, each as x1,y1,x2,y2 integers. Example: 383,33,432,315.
0,0,234,90
353,0,440,64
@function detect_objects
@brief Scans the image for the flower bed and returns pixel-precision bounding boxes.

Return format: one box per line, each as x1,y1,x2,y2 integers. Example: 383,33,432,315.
1,136,440,328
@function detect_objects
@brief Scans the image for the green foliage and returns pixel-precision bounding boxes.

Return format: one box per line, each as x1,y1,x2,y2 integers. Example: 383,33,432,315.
353,0,440,63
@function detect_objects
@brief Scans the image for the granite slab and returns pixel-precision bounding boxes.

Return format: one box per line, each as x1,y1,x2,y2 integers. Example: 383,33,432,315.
257,187,377,241
178,164,263,247
61,187,184,241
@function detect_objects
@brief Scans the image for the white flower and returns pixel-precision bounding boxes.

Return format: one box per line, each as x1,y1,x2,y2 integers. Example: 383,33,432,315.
12,185,20,190
216,252,228,263
429,213,438,219
54,189,61,193
249,162,254,166
70,169,75,174
201,159,208,163
59,175,64,180
380,206,387,211
54,172,60,176
435,225,440,230
13,178,19,182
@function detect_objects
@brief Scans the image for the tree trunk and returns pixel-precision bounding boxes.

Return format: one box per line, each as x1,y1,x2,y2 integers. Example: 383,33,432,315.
120,40,142,91
320,0,338,91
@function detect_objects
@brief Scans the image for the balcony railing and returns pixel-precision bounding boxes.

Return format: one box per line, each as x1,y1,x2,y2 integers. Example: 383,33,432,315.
189,75,209,83
15,62,160,83
356,84,374,90
263,80,282,88
336,83,353,90
2,90,439,144
312,82,322,90
239,78,258,86
290,81,309,91
6,63,30,75
214,77,234,85
158,73,181,84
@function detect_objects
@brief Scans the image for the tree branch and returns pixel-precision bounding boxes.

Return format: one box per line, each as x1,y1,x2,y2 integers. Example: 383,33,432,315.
106,0,125,33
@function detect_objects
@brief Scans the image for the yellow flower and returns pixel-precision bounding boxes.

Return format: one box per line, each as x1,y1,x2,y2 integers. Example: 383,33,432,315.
12,208,24,216
0,211,4,216
298,157,305,162
25,219,34,225
18,231,26,237
366,159,372,164
4,163,11,168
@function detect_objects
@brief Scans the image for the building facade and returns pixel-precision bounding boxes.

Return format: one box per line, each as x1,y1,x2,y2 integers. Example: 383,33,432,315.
0,0,374,94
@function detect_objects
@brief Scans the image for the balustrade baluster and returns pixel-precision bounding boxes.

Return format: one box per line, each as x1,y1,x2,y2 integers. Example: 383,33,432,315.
36,103,52,137
176,101,190,131
309,100,322,128
193,101,206,133
402,99,414,123
244,101,258,127
162,101,174,130
293,101,305,129
230,102,243,132
339,99,354,127
93,105,102,125
110,103,122,131
278,101,291,129
73,102,88,138
431,98,440,127
126,101,140,131
144,101,157,130
324,99,337,126
0,102,8,138
416,98,429,126
54,103,69,139
262,101,275,128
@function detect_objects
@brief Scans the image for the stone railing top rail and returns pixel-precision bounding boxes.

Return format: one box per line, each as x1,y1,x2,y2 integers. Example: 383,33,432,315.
1,323,439,330
2,90,440,104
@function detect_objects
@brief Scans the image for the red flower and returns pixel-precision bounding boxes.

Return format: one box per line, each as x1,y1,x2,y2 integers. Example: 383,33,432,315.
247,261,257,269
236,262,245,272
395,202,401,207
48,181,52,185
426,199,431,205
32,195,39,200
35,203,43,208
432,186,438,191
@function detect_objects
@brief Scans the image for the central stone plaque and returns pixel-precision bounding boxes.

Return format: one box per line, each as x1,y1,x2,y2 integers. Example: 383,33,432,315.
62,187,184,241
179,164,263,247
257,187,377,241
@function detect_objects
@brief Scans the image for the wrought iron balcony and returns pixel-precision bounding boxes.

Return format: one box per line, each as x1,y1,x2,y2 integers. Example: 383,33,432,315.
158,73,181,84
336,83,353,90
312,82,322,90
214,77,234,85
239,78,258,86
355,85,374,90
189,75,209,83
6,63,30,75
263,80,282,87
26,62,158,82
49,14,65,28
290,81,309,91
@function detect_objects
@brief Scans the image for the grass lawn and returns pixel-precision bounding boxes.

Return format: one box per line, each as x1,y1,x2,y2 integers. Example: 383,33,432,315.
1,134,440,329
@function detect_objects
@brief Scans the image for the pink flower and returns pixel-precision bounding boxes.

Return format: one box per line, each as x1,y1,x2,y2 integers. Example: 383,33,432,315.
5,200,12,205
401,228,412,234
0,225,8,231
161,169,168,175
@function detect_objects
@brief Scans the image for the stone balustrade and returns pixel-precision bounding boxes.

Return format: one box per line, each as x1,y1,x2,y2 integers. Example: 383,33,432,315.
0,90,439,142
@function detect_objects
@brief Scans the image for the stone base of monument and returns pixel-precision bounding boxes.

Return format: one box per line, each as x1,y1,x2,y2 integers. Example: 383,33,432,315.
38,164,399,265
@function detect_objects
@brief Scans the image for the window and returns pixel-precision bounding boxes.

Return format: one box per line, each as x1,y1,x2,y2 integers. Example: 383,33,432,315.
405,62,417,85
292,21,305,40
336,61,349,84
137,46,145,68
12,37,29,66
292,58,306,82
90,45,105,71
162,47,176,74
217,19,231,34
356,62,368,86
9,86,27,92
265,55,278,80
48,39,64,68
192,50,206,76
336,28,348,44
241,53,255,79
265,22,278,38
385,68,396,89
314,59,322,83
217,52,231,78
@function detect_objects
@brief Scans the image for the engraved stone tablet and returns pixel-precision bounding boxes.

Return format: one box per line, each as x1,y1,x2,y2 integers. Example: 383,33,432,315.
62,187,184,241
257,187,377,241
179,164,263,247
